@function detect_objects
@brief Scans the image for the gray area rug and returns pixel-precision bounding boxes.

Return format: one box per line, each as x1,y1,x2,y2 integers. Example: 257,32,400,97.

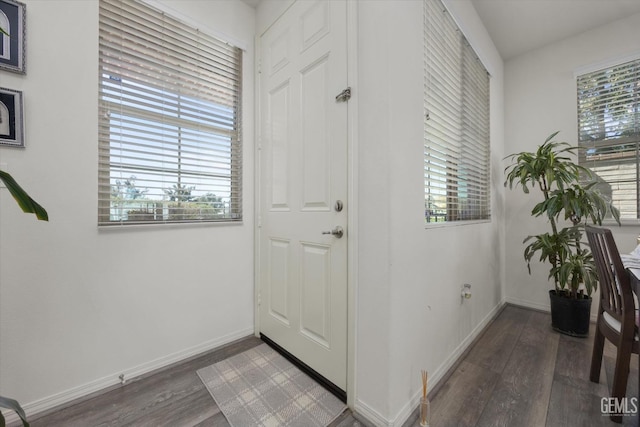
197,343,346,427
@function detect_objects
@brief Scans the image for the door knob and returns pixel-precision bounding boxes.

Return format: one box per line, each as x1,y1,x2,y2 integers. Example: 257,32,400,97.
322,226,344,238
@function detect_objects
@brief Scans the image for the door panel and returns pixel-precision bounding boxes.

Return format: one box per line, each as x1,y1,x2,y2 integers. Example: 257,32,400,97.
268,81,291,210
258,0,348,391
301,56,331,211
300,242,331,347
268,238,290,325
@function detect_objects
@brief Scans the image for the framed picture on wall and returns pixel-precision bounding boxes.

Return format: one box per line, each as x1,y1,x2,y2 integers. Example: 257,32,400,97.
0,0,26,74
0,87,24,148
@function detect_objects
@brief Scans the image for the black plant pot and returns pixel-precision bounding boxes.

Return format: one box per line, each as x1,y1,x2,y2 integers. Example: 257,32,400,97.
549,289,592,337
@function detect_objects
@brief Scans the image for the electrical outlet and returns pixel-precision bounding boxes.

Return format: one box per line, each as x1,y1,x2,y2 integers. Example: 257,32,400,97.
461,283,472,299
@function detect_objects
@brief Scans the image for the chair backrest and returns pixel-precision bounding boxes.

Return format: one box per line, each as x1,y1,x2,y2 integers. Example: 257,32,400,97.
585,225,636,325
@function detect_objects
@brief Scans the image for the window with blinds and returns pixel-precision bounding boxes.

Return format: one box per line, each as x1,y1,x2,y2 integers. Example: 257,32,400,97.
98,0,242,226
577,58,640,221
423,0,490,224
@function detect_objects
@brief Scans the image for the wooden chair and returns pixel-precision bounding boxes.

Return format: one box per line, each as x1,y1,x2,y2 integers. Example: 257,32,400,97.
586,225,639,423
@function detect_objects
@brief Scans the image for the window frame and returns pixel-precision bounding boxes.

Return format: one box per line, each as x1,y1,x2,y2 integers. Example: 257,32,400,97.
423,0,491,227
576,57,640,223
98,0,243,227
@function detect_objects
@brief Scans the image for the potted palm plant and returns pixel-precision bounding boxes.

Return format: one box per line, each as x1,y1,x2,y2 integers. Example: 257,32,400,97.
504,131,619,337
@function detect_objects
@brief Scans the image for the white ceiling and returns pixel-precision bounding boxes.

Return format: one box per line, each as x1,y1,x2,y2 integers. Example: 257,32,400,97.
241,0,640,60
471,0,640,60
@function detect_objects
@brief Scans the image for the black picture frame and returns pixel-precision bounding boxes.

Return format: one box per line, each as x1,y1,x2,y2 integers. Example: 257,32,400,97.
0,87,24,148
0,0,26,74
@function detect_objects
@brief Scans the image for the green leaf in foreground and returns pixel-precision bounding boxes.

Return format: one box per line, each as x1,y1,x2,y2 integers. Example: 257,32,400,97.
0,395,30,427
0,170,48,221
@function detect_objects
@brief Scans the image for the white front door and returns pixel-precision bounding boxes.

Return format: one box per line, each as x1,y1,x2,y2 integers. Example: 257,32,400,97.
258,0,348,392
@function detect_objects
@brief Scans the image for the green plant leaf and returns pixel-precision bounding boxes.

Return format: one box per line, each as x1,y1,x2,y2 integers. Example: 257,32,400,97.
544,131,560,143
504,131,623,293
0,170,48,221
0,396,30,427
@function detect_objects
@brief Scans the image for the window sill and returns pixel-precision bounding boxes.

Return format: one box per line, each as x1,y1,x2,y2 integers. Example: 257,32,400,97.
424,218,491,229
98,219,243,232
600,218,640,227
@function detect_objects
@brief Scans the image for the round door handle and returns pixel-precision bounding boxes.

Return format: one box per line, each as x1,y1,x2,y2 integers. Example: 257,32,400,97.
321,226,344,238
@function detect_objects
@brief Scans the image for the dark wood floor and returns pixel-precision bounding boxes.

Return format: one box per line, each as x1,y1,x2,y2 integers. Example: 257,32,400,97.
22,305,638,427
23,336,362,427
405,305,639,427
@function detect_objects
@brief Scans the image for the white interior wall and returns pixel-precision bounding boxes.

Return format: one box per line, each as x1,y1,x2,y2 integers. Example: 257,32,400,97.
355,0,505,424
386,0,505,424
353,1,398,420
0,0,256,414
504,12,640,312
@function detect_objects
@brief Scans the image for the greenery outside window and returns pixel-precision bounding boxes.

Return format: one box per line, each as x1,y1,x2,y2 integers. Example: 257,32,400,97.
98,0,242,226
423,0,491,224
577,58,639,221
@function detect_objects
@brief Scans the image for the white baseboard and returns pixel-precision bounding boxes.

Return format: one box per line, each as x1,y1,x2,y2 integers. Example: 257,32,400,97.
3,327,254,424
354,399,394,427
392,300,505,426
354,300,506,427
505,296,550,313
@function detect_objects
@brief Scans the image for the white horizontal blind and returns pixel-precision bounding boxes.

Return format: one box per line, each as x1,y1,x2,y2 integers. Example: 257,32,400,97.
423,0,490,224
98,0,242,226
577,58,640,220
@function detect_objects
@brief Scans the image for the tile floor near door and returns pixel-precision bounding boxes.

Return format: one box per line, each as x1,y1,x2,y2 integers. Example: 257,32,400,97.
25,305,638,427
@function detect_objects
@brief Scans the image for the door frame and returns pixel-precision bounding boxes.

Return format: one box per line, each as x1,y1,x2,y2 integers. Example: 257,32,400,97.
253,0,359,408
